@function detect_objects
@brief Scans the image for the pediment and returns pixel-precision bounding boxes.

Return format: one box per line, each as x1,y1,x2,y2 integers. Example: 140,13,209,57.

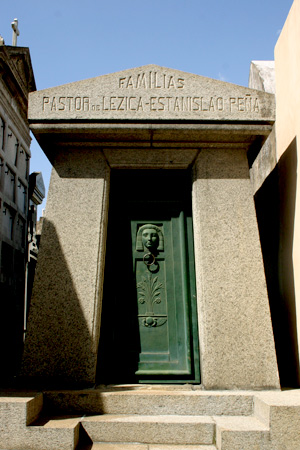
28,64,275,122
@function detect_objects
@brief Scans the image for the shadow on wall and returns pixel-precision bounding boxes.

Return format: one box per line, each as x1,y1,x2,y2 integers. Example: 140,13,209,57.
255,136,299,388
20,219,97,389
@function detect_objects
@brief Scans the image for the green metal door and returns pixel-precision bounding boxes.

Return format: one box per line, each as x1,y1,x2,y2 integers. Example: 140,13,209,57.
97,170,200,384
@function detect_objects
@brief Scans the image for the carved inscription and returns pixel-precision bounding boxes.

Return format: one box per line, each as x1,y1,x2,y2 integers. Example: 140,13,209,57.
41,70,262,115
119,71,185,89
42,94,260,113
43,96,90,111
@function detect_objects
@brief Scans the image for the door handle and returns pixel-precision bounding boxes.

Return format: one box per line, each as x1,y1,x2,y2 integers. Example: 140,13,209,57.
143,252,156,266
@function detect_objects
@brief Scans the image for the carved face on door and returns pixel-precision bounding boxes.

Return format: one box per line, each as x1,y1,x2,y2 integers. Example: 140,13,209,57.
136,224,164,252
142,229,159,250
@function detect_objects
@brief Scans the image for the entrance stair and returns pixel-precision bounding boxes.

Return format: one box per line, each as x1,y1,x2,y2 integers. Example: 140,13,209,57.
1,386,300,449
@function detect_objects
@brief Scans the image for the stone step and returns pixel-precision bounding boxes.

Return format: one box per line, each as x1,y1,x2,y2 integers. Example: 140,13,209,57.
3,390,300,449
45,387,254,416
28,415,81,450
81,414,215,445
215,416,269,450
0,394,81,450
86,444,217,450
0,392,43,427
253,390,300,450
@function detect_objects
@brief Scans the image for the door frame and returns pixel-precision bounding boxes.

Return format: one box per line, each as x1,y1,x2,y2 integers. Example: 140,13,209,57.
97,168,200,384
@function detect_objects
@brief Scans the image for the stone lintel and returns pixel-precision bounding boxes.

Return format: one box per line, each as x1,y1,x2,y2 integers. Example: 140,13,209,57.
30,122,273,166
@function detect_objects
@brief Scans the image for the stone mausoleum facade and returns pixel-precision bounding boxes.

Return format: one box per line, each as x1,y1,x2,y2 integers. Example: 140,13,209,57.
2,2,300,449
8,61,298,450
22,64,280,391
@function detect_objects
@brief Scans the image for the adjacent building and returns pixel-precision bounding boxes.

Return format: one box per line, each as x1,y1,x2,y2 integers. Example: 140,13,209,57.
0,43,36,380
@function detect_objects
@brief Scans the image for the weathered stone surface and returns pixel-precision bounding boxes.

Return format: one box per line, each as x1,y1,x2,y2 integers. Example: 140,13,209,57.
249,61,276,95
81,414,215,445
89,445,217,450
90,445,148,450
0,394,80,450
215,416,269,450
2,389,300,449
192,148,280,389
28,64,275,122
0,394,42,429
21,149,110,385
249,126,277,194
248,61,277,194
45,388,254,416
90,442,216,450
255,390,300,450
30,122,273,166
102,147,198,169
150,446,217,450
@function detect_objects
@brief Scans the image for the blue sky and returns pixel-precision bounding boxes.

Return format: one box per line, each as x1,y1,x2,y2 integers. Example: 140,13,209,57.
1,0,293,216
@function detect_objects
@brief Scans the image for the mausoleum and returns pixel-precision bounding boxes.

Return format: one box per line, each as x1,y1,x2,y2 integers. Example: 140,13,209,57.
21,64,280,391
3,2,300,448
